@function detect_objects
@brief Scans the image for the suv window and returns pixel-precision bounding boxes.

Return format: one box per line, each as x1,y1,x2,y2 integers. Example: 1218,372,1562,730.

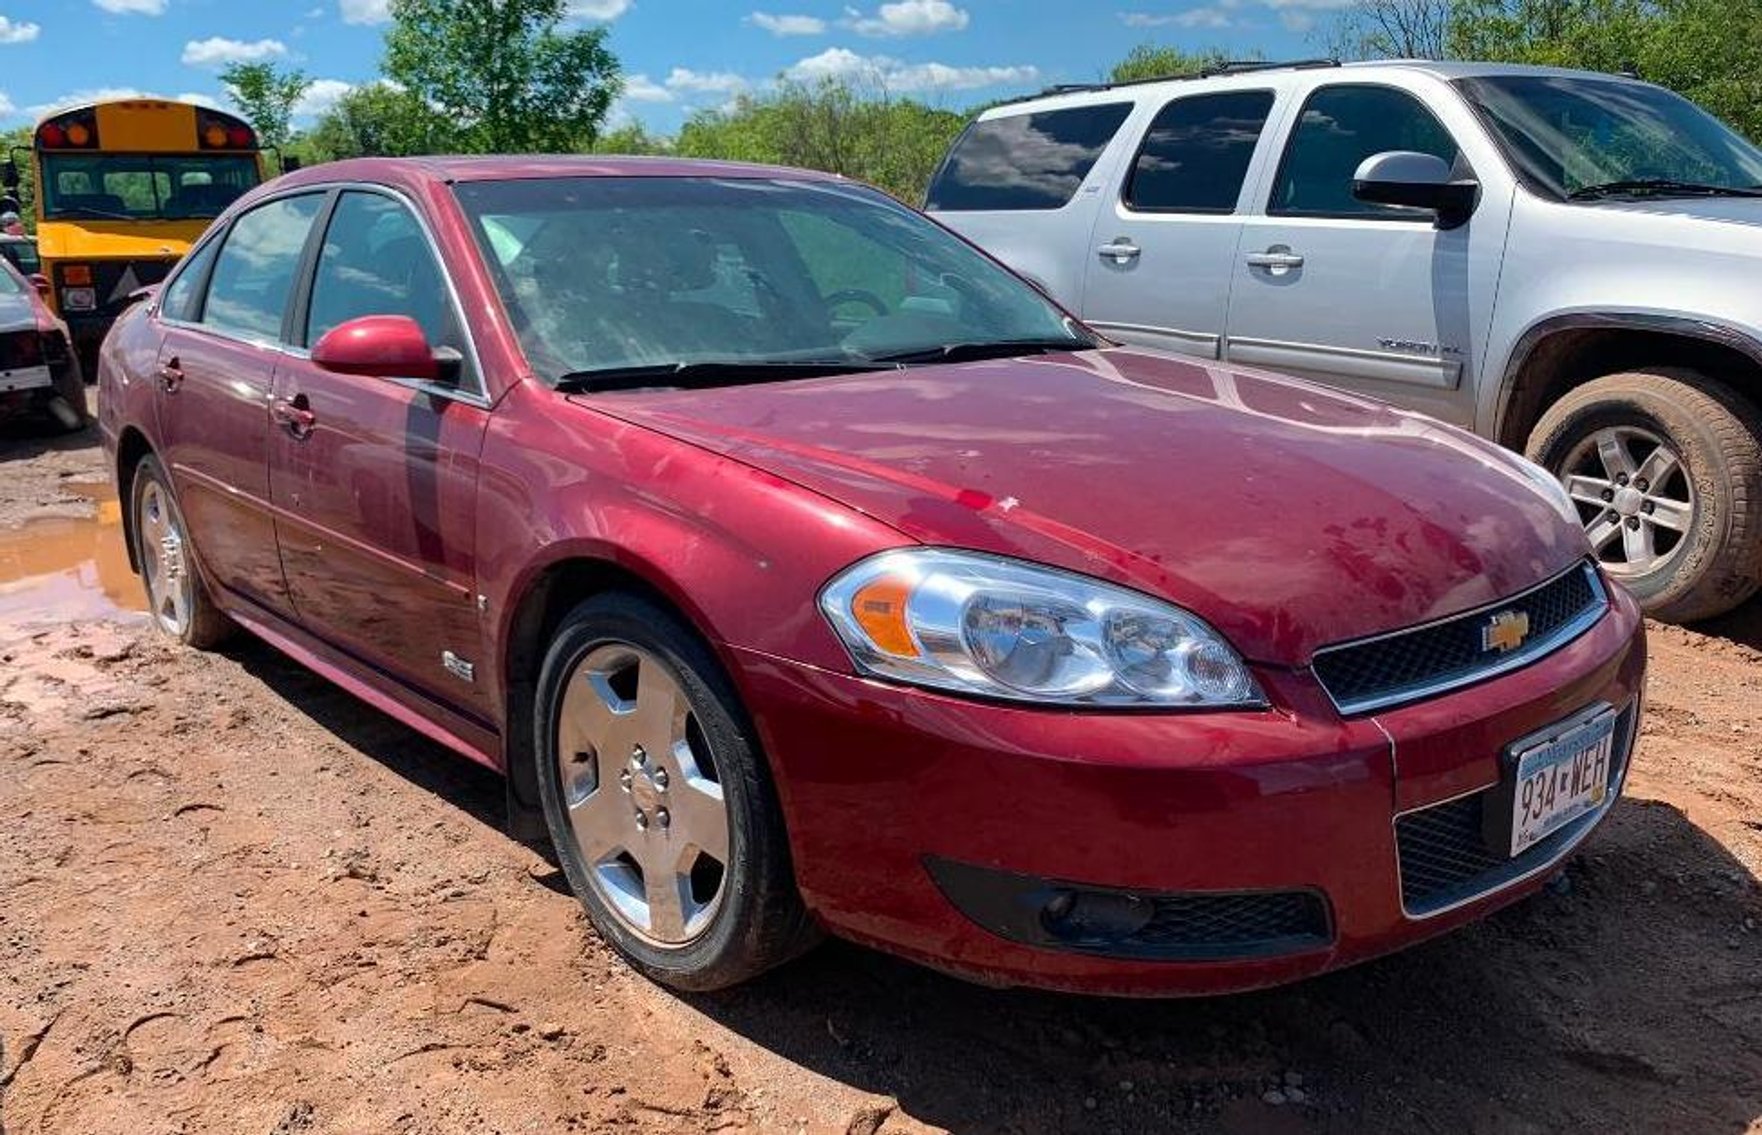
927,102,1133,212
202,193,324,341
1270,85,1458,218
1126,90,1276,213
160,237,220,323
306,191,459,351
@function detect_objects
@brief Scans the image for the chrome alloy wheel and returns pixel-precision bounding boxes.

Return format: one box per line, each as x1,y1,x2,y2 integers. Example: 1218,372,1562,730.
138,478,195,636
556,643,729,947
1560,425,1696,577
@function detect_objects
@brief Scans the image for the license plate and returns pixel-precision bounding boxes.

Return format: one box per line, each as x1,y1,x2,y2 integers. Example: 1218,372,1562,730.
0,364,50,393
1508,709,1617,855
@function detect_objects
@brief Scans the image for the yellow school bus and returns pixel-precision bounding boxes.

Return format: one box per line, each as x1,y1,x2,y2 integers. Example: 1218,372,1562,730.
3,99,269,367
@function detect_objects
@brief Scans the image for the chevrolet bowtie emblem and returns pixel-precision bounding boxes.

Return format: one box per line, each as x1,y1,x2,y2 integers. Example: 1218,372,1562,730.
1481,609,1531,654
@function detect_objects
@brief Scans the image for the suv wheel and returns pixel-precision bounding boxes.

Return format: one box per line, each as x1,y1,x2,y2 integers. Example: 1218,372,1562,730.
534,593,818,990
1526,368,1762,622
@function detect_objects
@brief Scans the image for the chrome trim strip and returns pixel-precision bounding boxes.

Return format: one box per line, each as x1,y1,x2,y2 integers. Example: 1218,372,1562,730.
1087,321,1221,359
1312,561,1608,716
1393,699,1635,921
1226,334,1462,390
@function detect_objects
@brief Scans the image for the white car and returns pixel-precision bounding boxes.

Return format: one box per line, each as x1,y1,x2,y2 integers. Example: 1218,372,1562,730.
927,59,1762,622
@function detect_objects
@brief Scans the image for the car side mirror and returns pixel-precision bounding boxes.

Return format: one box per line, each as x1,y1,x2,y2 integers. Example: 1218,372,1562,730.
311,315,458,384
1352,151,1479,230
27,273,50,298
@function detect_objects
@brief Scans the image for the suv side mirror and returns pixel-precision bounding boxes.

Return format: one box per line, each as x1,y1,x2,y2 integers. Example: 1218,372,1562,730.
1352,151,1479,230
312,315,454,383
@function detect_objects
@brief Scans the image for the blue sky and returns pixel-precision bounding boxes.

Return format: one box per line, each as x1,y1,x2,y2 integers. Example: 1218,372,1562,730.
0,0,1328,134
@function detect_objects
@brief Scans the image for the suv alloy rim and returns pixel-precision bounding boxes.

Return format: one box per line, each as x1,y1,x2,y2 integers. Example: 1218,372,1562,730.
138,479,194,636
1560,425,1696,576
556,643,730,947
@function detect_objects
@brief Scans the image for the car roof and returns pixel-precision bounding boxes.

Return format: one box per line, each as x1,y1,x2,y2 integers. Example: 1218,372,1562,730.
976,59,1653,118
276,154,848,189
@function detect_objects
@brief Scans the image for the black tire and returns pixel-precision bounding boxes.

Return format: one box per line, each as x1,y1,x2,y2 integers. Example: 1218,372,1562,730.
129,455,234,648
534,592,817,991
49,357,88,432
1525,368,1762,622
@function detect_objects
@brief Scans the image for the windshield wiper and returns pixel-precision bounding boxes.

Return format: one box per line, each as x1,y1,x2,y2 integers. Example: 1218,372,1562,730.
863,337,1096,365
555,358,894,393
1568,178,1762,201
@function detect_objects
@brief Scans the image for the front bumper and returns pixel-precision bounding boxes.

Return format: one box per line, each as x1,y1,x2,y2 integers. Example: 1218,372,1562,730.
735,579,1646,996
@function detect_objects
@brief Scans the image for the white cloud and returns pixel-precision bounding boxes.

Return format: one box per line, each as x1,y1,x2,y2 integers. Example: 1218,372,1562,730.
181,36,288,67
622,73,674,102
787,47,1034,92
175,91,223,108
27,88,155,118
750,11,827,35
847,0,968,36
92,0,167,13
338,0,389,24
665,67,747,94
295,78,354,117
1127,5,1235,27
567,0,631,18
0,17,39,43
0,91,14,116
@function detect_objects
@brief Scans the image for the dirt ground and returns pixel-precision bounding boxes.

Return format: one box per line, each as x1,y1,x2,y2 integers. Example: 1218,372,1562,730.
1,406,1759,1135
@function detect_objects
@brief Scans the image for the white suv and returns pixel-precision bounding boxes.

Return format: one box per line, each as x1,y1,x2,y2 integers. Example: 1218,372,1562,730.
926,60,1762,623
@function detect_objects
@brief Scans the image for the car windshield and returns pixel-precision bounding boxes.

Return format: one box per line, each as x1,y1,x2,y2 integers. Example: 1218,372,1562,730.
452,175,1094,383
1455,74,1762,200
0,266,24,296
40,153,261,221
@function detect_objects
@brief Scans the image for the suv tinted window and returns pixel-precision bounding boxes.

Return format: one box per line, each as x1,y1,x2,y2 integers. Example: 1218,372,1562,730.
160,237,220,322
927,102,1133,211
1126,90,1276,213
202,193,324,341
307,191,458,351
1271,85,1458,218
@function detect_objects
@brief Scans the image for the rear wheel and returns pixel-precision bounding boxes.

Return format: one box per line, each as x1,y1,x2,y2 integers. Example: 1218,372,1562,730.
129,456,232,648
47,357,88,433
534,592,816,990
1525,369,1762,622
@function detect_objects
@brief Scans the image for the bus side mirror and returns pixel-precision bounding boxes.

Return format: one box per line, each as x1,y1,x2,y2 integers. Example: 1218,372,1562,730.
1,160,17,192
282,155,302,173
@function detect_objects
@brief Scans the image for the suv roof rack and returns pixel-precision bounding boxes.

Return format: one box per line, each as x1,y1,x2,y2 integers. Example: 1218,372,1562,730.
1002,58,1340,107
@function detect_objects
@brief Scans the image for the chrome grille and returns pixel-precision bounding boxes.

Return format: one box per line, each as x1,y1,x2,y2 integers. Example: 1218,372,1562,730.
1312,562,1607,715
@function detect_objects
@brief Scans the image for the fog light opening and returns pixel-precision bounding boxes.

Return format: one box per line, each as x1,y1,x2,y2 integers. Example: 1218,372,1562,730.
1040,888,1155,944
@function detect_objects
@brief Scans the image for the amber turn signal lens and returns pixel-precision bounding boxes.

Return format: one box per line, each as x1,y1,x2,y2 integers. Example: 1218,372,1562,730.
65,123,91,147
203,124,228,148
849,576,918,657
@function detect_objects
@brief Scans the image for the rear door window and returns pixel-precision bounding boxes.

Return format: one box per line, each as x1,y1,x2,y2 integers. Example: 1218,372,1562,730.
201,193,325,342
1125,90,1276,213
927,102,1133,211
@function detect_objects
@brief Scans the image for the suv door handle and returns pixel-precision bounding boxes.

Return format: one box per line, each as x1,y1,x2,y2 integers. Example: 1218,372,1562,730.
271,394,317,439
158,358,184,392
1096,239,1141,263
1244,249,1305,270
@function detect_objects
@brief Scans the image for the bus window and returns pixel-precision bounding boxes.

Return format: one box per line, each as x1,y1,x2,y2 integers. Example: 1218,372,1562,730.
40,154,259,221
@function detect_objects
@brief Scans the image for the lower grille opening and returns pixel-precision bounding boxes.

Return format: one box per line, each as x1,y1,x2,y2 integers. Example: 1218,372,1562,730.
927,857,1333,962
1397,703,1637,915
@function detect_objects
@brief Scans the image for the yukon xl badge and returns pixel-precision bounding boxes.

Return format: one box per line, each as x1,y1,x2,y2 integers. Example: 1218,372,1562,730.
1481,610,1531,654
441,650,476,683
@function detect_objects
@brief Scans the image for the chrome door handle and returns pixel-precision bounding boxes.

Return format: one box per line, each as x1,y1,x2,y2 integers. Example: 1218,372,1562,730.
1244,250,1305,269
158,359,184,392
1096,239,1141,263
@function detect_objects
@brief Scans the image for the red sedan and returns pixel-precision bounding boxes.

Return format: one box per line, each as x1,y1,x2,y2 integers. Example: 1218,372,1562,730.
97,157,1645,995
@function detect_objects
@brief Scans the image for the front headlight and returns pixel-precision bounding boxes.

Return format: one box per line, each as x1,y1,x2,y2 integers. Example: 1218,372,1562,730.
818,548,1266,708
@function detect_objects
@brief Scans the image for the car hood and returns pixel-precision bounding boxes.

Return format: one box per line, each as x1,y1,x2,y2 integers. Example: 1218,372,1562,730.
1597,196,1762,228
584,349,1587,664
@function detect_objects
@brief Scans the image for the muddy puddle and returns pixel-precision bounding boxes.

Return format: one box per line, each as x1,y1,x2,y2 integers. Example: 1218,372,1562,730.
0,481,146,634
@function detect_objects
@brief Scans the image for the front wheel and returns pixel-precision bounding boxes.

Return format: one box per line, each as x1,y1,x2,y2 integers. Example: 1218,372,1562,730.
1526,368,1762,622
534,593,817,990
129,456,233,647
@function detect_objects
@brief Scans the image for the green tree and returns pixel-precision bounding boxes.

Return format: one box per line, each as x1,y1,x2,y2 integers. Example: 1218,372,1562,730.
219,61,312,152
294,83,455,162
383,0,622,153
589,121,670,156
1324,0,1452,59
1108,44,1234,83
674,78,965,201
0,126,35,230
